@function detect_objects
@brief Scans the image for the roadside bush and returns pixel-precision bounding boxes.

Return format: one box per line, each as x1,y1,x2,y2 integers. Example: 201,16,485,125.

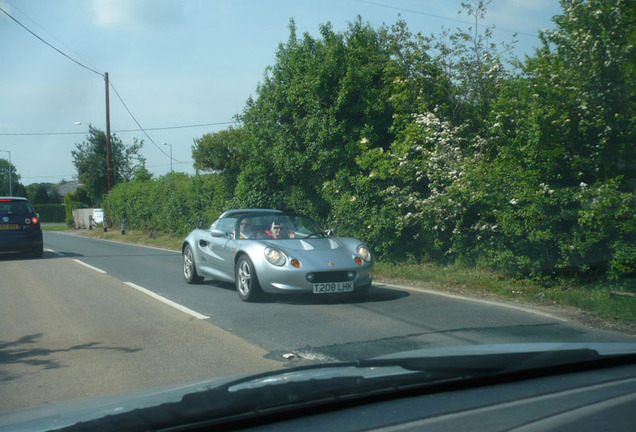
33,204,65,223
64,188,93,226
103,173,229,238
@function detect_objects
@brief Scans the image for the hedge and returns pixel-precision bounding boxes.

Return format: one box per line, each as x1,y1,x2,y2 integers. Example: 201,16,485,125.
33,204,66,223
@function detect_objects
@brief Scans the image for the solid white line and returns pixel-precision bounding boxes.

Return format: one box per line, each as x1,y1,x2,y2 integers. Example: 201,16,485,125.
72,259,107,274
45,248,65,257
375,282,570,322
124,281,210,320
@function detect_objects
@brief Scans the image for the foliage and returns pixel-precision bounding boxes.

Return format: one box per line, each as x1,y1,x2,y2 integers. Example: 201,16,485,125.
0,157,21,196
71,125,146,203
64,188,94,226
109,1,634,283
32,185,50,204
33,204,65,223
103,173,228,237
26,183,60,203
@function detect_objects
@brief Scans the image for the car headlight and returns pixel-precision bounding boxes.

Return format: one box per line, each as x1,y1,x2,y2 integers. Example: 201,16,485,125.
357,245,372,263
265,247,287,266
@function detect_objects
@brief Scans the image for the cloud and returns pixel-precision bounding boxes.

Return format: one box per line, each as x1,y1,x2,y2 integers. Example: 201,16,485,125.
91,0,184,30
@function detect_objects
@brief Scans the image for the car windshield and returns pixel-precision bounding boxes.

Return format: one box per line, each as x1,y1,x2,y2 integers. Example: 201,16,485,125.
236,214,325,240
1,1,634,430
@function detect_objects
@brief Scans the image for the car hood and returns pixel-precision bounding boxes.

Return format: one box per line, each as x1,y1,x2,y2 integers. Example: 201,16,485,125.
262,238,354,251
2,342,634,432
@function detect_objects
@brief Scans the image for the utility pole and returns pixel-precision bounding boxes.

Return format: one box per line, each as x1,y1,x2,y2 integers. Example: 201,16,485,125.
104,72,113,191
163,142,173,172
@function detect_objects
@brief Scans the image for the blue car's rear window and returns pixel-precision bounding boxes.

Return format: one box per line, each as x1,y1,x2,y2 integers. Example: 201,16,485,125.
0,200,33,215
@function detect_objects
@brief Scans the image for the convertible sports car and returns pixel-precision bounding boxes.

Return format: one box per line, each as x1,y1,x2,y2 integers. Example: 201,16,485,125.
182,209,373,301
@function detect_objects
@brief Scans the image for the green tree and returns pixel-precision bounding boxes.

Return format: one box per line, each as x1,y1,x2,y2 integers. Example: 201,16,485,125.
192,127,250,183
235,18,397,218
0,158,20,196
461,0,636,275
15,184,28,198
432,0,515,127
33,184,50,204
71,125,145,202
133,165,153,182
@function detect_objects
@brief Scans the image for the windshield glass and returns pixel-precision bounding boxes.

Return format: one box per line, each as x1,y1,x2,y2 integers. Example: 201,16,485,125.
1,0,634,430
236,214,324,240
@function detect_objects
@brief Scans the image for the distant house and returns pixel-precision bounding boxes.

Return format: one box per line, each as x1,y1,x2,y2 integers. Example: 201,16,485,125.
56,180,83,199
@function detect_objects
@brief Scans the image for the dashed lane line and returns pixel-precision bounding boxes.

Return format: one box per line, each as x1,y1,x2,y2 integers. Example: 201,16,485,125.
62,253,209,320
72,258,107,274
124,282,210,320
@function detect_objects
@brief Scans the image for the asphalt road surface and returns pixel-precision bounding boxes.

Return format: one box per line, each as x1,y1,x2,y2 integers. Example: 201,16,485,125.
1,231,634,413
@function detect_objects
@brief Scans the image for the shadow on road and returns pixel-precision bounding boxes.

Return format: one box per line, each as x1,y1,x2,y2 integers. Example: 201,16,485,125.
202,280,409,305
0,251,82,261
0,333,141,383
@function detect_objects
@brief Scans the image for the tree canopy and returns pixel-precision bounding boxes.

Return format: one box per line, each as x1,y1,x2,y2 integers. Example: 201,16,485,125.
0,158,21,196
128,0,634,280
71,125,146,202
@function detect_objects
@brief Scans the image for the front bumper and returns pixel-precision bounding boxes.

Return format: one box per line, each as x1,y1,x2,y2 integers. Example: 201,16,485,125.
256,263,373,294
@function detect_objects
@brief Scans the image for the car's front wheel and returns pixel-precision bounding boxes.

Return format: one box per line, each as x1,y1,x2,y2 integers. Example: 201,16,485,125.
235,255,261,302
183,244,203,284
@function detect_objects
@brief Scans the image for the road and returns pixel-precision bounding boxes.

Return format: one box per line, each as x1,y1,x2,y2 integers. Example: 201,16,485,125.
1,231,634,413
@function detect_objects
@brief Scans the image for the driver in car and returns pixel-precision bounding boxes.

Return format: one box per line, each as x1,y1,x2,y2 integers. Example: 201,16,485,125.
239,218,253,239
267,218,295,239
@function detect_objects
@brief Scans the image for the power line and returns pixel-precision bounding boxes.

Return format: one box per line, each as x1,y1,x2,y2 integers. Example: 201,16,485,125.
0,122,236,136
0,5,104,77
108,80,185,164
5,0,103,74
356,0,535,37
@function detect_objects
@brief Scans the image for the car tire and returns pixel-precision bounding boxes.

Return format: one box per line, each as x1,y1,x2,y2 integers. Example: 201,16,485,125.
183,244,203,284
235,255,261,302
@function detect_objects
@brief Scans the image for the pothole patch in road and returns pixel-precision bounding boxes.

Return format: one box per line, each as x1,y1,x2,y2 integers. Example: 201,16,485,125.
264,350,338,366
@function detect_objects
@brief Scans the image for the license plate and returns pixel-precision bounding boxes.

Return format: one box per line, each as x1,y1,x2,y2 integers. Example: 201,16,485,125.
0,224,18,230
313,281,354,294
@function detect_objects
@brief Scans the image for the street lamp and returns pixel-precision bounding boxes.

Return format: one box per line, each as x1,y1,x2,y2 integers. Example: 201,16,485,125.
0,149,12,196
163,142,173,172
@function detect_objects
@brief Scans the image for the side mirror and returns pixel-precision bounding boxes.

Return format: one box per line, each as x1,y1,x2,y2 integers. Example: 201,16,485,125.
210,229,227,238
326,228,337,237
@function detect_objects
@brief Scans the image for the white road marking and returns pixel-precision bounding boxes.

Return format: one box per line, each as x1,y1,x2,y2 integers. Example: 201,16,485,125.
45,248,65,257
375,282,570,322
123,281,210,320
72,259,107,274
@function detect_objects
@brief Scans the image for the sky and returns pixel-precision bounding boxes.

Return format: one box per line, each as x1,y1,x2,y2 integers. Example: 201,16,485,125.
0,0,562,186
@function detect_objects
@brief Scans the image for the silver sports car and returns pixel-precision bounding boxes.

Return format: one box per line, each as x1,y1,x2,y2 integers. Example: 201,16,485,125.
181,209,373,301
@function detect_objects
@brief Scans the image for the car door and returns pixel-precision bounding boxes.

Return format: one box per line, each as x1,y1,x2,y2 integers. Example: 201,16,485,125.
197,217,237,281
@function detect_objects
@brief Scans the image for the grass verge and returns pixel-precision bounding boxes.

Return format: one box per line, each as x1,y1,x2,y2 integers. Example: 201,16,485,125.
375,262,635,332
48,226,635,333
41,224,74,231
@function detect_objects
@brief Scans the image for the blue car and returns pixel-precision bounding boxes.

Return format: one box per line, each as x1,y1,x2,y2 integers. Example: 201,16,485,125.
0,197,43,258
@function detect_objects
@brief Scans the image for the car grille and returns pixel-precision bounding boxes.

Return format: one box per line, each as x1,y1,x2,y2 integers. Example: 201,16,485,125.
311,271,355,283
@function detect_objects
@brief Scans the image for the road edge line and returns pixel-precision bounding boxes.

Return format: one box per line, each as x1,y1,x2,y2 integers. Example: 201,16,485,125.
375,282,570,322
